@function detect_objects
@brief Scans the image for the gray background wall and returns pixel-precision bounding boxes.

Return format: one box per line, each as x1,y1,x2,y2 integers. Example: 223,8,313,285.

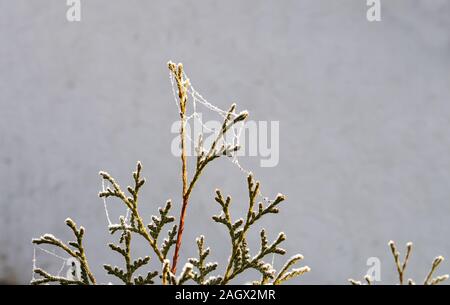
1,0,449,284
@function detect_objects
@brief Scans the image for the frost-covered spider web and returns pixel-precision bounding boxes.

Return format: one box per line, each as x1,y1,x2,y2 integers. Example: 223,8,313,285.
101,69,275,229
169,69,274,204
32,245,70,282
169,70,247,166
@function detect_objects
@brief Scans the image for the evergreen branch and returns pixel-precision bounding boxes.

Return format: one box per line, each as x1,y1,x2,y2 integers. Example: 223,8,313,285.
108,243,128,258
104,229,133,284
350,241,448,285
130,257,151,275
429,275,449,285
101,165,177,284
161,259,177,285
424,256,448,285
148,200,175,241
169,60,249,274
176,263,195,285
273,254,310,285
104,241,153,285
32,218,96,285
213,174,307,284
104,265,128,284
104,229,153,285
99,162,164,263
388,240,413,285
364,275,373,285
203,276,223,285
31,268,85,285
348,279,362,285
161,225,178,259
134,271,159,285
189,236,219,285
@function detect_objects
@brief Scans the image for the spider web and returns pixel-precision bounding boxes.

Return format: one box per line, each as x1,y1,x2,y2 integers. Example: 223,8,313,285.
32,246,69,282
100,69,273,231
169,69,273,204
103,69,273,223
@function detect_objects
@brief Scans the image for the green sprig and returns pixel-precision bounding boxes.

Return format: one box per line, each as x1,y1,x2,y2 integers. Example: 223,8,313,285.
32,218,96,285
213,174,309,284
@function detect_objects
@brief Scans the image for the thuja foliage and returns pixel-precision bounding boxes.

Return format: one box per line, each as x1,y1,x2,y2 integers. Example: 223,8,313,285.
32,219,96,285
213,176,310,285
31,62,310,285
349,241,448,285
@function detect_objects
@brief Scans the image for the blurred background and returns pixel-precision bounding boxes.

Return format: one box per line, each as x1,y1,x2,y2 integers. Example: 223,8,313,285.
1,0,449,284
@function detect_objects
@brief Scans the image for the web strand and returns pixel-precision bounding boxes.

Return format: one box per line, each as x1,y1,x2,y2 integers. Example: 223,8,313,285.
101,178,132,230
102,179,112,226
32,245,70,280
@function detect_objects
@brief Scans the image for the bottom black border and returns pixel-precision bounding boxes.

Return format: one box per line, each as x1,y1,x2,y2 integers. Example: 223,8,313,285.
2,284,448,304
